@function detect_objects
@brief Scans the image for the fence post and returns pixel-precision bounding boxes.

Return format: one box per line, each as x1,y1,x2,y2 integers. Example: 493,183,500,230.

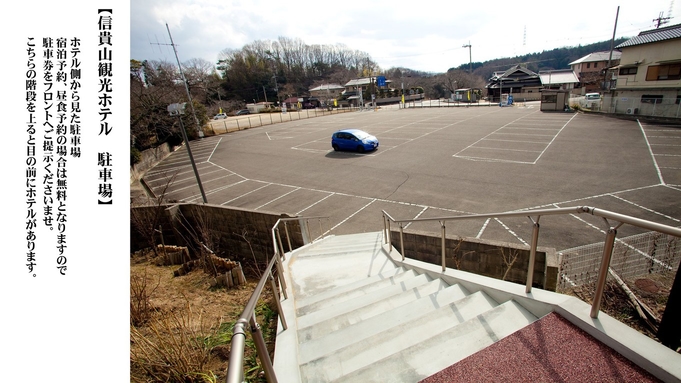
591,227,617,318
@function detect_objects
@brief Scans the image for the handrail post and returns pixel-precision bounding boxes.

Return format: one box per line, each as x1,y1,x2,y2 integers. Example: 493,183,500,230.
591,227,617,318
283,221,292,252
276,227,286,261
441,221,446,272
306,219,312,245
318,218,323,239
399,223,405,261
274,252,288,299
382,213,387,244
226,319,248,383
526,218,540,293
249,315,278,383
269,272,287,330
387,218,392,252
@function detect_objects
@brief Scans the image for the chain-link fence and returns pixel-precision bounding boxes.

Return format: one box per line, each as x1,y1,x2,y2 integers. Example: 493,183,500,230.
558,231,681,290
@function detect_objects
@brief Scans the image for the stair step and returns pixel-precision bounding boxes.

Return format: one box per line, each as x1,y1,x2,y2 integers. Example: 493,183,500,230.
297,275,445,337
296,233,383,256
289,250,400,299
299,286,490,365
296,268,417,315
328,300,538,383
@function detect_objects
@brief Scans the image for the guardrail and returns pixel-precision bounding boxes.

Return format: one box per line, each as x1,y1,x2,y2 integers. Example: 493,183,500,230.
225,216,329,383
382,206,681,318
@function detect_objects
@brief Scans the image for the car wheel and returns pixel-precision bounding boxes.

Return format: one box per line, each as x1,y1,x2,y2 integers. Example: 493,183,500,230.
356,145,365,153
332,144,339,151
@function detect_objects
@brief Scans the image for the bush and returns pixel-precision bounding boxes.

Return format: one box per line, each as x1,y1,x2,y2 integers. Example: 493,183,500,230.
131,147,142,166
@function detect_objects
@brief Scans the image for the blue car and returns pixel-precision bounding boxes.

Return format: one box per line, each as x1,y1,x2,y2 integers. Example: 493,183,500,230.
331,129,379,153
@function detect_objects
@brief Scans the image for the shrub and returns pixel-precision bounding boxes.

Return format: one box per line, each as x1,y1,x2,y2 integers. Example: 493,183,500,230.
131,147,142,166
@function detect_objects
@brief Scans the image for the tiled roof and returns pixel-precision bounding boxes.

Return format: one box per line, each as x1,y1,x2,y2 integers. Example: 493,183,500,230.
569,51,622,65
539,70,579,85
616,23,681,48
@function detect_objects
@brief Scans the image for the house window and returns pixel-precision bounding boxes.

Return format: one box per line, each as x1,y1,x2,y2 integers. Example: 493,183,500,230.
619,67,638,75
641,95,663,104
646,64,681,81
594,62,598,68
676,95,681,105
587,63,591,69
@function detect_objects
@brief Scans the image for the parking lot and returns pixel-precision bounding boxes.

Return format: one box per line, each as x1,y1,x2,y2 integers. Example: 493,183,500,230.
142,104,681,252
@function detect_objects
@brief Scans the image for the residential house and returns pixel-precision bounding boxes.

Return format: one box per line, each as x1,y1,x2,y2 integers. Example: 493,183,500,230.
342,77,391,106
606,23,681,118
339,77,423,107
309,84,345,102
539,69,580,91
486,65,543,101
569,51,622,93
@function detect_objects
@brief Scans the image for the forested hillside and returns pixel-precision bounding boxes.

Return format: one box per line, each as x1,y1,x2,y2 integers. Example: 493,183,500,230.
452,38,629,80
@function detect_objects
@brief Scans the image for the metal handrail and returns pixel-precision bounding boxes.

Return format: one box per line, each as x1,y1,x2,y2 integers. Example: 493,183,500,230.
382,206,681,318
225,215,329,383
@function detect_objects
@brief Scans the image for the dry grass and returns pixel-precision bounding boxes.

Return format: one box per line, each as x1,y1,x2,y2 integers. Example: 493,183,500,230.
130,249,277,383
562,273,673,341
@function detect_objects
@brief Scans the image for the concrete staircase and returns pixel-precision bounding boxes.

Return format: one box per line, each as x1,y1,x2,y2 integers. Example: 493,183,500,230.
274,232,541,383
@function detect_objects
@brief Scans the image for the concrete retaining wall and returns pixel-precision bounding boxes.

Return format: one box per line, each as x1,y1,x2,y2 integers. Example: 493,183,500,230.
130,142,177,184
131,203,305,264
391,230,558,291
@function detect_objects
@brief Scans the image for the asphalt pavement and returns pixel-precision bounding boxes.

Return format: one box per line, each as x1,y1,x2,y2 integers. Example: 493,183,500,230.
141,102,681,252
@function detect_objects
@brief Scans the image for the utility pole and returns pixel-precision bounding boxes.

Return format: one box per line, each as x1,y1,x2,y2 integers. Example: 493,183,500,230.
166,24,203,138
167,103,207,203
605,6,620,90
462,42,472,73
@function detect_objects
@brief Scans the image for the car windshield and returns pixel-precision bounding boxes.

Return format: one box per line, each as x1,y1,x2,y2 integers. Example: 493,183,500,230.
352,131,371,140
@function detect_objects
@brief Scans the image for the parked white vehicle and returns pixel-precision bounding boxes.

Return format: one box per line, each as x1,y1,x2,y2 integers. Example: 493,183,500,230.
577,93,601,110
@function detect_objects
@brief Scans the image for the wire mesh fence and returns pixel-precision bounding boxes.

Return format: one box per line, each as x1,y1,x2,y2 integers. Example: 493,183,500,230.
601,95,681,119
558,231,681,291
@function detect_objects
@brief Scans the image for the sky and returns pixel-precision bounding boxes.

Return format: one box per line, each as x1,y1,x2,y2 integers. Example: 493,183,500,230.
131,0,679,73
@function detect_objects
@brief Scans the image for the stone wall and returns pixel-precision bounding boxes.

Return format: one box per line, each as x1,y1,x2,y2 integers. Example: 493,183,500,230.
130,203,305,264
391,230,558,291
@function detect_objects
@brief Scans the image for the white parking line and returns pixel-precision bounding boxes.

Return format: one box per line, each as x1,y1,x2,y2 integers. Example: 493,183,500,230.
639,120,665,185
255,187,301,210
